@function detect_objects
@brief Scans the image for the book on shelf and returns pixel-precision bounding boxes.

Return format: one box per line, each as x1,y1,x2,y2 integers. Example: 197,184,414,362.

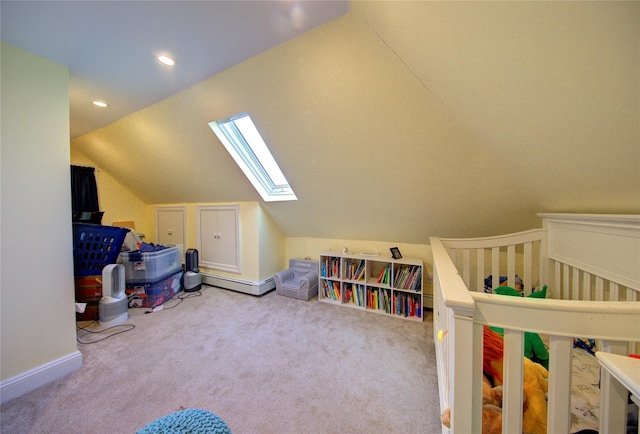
344,259,365,281
322,279,341,301
331,281,340,300
353,261,365,281
392,292,422,318
376,264,391,284
376,267,385,283
331,258,339,278
318,252,423,321
345,285,352,303
393,264,422,291
355,284,365,307
344,259,353,280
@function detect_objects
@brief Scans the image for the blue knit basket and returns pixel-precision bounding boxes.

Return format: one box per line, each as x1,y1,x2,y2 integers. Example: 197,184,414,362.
137,408,231,434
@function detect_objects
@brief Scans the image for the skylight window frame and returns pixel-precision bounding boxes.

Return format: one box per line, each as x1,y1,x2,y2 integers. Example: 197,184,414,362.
209,113,297,202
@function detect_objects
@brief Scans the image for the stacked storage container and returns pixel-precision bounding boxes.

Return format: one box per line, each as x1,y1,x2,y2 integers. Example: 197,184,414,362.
73,223,130,321
119,245,183,308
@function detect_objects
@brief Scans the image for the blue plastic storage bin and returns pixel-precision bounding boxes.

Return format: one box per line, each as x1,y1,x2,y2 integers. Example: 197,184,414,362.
73,223,129,276
125,270,183,308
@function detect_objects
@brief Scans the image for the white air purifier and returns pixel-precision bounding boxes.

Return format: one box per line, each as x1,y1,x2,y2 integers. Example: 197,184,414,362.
99,263,129,327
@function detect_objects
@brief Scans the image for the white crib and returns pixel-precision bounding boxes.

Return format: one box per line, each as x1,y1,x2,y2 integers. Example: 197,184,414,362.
431,213,640,433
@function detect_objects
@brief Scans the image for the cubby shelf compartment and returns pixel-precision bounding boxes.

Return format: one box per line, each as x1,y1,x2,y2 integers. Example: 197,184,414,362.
318,252,424,322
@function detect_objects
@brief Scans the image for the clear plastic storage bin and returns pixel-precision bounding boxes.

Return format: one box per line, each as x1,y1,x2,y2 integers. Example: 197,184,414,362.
119,245,183,282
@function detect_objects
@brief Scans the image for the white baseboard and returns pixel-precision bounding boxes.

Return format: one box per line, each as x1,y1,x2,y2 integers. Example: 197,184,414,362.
202,273,275,296
0,350,83,404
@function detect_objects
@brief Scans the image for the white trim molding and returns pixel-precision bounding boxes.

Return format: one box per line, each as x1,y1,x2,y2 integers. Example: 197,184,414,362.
0,350,82,404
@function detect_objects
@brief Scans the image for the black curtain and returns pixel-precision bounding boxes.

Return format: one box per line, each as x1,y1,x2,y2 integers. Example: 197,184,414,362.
70,165,99,221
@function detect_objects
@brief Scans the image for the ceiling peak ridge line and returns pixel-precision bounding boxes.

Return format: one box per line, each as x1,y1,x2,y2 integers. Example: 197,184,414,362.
359,16,448,111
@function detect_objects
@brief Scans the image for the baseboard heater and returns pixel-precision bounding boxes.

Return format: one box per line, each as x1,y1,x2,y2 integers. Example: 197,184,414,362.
202,273,275,296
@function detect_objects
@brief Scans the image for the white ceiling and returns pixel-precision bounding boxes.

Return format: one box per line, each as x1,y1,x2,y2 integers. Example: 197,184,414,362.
1,0,348,138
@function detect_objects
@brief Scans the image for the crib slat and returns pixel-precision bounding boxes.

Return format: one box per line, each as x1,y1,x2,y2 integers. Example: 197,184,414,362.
492,247,500,290
610,282,619,301
476,249,484,293
583,272,592,301
502,330,524,434
524,242,532,294
554,261,561,299
563,264,570,299
572,267,581,300
507,244,516,292
628,287,637,302
450,313,476,434
462,249,471,289
547,336,572,433
628,288,638,354
538,236,547,290
595,276,604,301
472,325,484,432
628,290,638,358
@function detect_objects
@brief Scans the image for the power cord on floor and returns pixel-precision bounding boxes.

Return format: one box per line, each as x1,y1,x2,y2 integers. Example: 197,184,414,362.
76,321,136,345
77,285,211,341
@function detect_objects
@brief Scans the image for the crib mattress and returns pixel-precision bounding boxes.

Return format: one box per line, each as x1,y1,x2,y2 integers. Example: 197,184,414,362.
571,346,600,432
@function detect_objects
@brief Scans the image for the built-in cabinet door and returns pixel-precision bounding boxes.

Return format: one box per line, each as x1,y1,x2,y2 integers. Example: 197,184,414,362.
197,205,240,273
156,207,186,247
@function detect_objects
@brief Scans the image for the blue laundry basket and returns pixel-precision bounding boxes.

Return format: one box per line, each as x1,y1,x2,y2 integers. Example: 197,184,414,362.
72,223,129,276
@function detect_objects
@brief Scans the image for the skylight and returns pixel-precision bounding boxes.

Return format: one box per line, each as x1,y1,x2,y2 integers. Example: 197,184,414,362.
209,113,297,202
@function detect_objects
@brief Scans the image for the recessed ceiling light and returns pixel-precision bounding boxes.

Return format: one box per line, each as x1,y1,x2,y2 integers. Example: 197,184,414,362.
158,55,175,66
93,101,108,108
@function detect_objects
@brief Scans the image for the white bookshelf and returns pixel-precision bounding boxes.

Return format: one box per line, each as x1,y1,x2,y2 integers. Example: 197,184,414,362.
318,252,424,322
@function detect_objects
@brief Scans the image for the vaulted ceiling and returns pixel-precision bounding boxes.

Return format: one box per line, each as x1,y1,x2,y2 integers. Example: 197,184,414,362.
5,1,639,242
1,0,348,138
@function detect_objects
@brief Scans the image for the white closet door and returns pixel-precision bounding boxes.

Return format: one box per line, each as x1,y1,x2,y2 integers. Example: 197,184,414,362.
197,205,240,273
156,207,186,247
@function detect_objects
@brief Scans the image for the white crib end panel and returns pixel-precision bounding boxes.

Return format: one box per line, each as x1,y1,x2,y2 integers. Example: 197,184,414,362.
540,213,640,290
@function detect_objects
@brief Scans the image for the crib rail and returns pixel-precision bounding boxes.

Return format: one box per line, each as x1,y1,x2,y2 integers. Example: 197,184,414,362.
442,229,547,295
471,294,640,434
431,237,476,433
431,214,640,434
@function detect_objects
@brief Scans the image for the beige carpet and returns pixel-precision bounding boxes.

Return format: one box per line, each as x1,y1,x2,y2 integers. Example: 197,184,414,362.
1,285,442,433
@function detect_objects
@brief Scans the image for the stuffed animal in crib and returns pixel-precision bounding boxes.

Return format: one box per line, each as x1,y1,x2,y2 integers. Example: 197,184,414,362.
484,326,549,434
440,327,549,434
491,286,550,370
440,374,504,434
440,402,503,434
